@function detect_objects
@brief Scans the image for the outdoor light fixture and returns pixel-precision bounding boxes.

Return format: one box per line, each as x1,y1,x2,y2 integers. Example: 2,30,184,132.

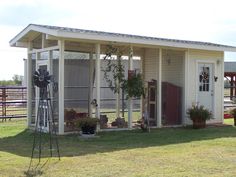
214,76,218,82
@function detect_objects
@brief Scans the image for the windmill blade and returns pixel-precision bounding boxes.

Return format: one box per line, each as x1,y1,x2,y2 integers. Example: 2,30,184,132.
33,69,52,88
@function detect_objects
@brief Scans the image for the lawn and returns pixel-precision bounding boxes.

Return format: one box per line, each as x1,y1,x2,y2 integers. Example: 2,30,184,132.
0,119,236,177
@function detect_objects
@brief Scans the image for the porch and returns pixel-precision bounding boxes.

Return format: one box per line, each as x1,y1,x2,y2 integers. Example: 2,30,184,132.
25,35,187,134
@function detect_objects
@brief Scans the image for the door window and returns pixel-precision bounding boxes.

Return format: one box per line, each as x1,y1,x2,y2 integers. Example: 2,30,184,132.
199,66,209,92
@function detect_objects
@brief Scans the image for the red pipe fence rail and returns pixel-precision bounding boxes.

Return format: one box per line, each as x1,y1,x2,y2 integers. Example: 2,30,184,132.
0,86,27,121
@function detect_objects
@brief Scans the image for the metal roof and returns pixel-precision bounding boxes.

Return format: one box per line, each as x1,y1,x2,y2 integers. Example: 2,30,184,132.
10,24,236,52
225,62,236,72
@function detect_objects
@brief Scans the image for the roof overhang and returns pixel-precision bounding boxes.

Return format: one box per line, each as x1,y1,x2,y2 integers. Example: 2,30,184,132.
9,24,236,52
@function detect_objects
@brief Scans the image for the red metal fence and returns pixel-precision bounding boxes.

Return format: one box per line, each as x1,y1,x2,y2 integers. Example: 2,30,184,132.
0,86,27,120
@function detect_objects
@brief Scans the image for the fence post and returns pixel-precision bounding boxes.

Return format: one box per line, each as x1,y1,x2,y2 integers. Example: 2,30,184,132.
2,88,7,117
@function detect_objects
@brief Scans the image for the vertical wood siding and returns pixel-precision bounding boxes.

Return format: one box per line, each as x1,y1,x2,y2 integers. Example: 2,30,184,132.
162,50,184,87
143,48,159,82
187,49,224,124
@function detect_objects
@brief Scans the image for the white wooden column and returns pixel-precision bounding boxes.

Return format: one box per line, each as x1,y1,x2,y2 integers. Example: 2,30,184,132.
48,50,53,100
89,52,94,117
23,59,27,87
140,51,144,115
35,52,40,126
95,44,101,121
42,34,47,48
27,42,32,127
221,52,225,123
116,56,121,118
58,40,65,135
128,46,134,129
183,49,189,126
157,48,162,128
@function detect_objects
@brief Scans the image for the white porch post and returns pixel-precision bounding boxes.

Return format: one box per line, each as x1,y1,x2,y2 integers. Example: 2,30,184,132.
89,52,94,117
23,59,27,87
128,46,134,129
140,52,144,115
95,44,101,122
27,42,32,127
42,34,47,48
58,40,65,135
157,48,162,128
221,52,225,123
116,81,121,118
48,50,53,99
183,49,189,126
35,52,40,126
116,56,121,118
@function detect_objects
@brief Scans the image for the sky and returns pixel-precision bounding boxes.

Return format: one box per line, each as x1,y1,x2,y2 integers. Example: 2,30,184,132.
1,0,236,80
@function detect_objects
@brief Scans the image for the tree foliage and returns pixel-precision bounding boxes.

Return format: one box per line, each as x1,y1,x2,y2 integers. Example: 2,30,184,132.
123,73,145,98
102,45,144,98
102,45,125,94
0,74,23,86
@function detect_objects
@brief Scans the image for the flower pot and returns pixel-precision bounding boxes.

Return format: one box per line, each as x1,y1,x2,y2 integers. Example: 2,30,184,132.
81,126,96,134
192,119,206,129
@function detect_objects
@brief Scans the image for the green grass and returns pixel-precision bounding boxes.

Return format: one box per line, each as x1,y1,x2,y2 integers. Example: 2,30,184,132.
1,106,26,117
0,119,236,177
224,118,235,125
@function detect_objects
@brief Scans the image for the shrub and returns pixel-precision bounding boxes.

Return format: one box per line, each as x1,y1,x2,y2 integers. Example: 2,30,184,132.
76,118,99,134
187,104,212,121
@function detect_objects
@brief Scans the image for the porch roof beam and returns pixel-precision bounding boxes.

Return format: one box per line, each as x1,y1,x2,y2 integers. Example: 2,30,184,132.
46,34,191,54
28,46,59,54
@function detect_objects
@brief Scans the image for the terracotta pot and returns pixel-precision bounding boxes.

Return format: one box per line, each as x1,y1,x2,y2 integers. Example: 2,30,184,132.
192,118,206,129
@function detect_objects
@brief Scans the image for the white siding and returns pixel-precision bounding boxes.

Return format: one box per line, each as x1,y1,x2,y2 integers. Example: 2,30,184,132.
186,49,224,124
144,49,184,85
143,48,159,82
142,48,224,126
162,50,184,87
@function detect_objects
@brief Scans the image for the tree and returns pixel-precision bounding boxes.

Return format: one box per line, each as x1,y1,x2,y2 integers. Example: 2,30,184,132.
103,45,145,99
0,74,23,86
103,45,125,94
12,74,23,85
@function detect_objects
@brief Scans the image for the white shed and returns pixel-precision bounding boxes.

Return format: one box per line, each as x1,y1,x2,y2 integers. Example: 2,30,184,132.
10,24,236,134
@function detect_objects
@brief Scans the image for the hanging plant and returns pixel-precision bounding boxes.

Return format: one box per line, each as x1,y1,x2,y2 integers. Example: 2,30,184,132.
122,73,145,98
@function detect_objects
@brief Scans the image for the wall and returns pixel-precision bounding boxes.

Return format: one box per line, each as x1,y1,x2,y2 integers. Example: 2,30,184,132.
162,50,184,87
143,49,184,86
143,48,185,125
187,49,224,124
143,48,159,82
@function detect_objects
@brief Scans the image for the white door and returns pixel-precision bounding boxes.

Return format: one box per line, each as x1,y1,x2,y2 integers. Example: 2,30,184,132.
197,63,214,112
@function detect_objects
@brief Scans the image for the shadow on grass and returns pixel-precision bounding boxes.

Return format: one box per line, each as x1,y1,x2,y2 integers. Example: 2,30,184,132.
0,125,236,158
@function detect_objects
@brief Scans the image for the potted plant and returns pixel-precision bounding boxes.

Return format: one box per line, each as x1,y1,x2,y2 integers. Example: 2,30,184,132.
64,109,77,128
100,115,108,129
76,118,99,135
187,104,212,129
122,73,145,99
230,108,236,126
111,117,127,128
